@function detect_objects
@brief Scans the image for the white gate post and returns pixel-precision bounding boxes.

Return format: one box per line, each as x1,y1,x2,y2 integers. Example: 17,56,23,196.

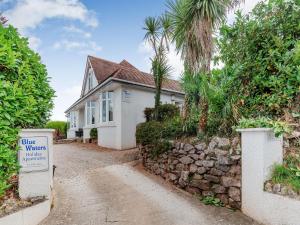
237,128,283,223
18,129,54,199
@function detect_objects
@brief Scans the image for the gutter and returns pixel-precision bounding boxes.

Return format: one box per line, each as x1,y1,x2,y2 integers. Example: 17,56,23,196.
65,77,185,113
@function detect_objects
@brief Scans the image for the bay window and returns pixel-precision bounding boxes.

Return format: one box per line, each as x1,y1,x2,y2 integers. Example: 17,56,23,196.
70,111,77,128
86,101,96,125
100,91,114,123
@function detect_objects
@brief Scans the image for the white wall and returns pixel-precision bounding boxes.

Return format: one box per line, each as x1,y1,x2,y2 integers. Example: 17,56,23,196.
67,82,184,150
239,128,300,225
120,85,184,149
98,87,122,149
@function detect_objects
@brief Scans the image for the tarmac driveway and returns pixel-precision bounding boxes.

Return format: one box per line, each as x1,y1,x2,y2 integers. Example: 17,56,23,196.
40,143,260,225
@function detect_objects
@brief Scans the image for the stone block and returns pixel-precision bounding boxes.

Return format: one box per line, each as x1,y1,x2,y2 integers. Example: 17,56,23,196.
179,156,194,165
221,177,241,187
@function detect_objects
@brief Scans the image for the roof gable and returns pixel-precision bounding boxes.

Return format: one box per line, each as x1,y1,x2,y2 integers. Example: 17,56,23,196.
85,55,183,94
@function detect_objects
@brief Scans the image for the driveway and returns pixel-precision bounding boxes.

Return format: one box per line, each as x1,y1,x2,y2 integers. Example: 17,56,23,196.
40,143,259,225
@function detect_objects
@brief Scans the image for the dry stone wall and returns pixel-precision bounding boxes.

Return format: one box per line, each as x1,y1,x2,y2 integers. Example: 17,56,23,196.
140,136,242,209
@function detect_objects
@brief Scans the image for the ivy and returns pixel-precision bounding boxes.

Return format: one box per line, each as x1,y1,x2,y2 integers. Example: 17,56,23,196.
0,25,55,197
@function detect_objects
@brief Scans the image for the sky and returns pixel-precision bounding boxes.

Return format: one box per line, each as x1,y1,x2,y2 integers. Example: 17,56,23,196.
1,0,261,121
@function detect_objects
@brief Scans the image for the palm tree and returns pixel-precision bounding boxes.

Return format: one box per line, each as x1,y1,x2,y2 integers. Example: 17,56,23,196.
143,15,173,119
168,0,243,132
0,13,8,25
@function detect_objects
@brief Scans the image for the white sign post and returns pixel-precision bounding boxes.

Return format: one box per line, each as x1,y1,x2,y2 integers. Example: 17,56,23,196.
18,129,54,199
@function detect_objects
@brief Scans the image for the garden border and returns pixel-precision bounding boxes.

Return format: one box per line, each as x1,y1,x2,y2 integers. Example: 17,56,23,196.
0,199,51,225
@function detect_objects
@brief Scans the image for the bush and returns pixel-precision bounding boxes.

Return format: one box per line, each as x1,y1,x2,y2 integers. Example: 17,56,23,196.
162,117,185,139
136,121,173,157
45,121,67,139
0,25,54,197
213,0,300,134
144,104,180,122
90,128,98,140
150,140,172,158
136,121,163,145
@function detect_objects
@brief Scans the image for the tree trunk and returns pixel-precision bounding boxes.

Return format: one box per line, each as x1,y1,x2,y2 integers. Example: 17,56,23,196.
154,85,161,120
198,97,209,134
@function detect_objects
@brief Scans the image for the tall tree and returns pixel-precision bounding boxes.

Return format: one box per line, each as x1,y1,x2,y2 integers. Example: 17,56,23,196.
143,15,172,119
168,0,242,132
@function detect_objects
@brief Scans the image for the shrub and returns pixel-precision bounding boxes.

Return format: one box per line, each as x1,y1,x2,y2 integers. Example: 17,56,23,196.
144,107,154,122
90,128,98,140
150,140,172,158
45,121,67,139
162,116,185,139
236,117,291,137
136,121,163,145
143,104,180,122
215,0,300,129
0,25,54,197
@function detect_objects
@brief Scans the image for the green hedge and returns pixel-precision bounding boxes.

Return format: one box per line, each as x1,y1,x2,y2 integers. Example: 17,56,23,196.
45,121,67,138
0,25,55,197
136,118,185,157
144,104,180,122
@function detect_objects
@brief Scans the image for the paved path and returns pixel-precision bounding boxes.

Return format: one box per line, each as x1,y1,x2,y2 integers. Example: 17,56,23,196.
40,143,260,225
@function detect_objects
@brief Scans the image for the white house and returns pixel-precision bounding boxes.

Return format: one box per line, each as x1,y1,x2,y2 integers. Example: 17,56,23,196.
65,55,184,150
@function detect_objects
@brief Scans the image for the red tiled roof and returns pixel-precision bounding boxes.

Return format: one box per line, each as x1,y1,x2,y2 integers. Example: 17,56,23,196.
88,55,183,93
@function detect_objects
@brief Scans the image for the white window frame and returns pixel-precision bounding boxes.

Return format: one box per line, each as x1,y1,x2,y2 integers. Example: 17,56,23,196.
70,111,77,129
86,100,96,126
100,91,114,123
87,69,94,91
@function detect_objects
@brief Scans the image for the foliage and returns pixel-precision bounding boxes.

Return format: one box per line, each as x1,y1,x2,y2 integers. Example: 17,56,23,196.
45,121,67,138
201,196,224,207
144,104,180,122
143,15,173,119
150,140,172,158
271,155,300,191
167,0,243,132
136,121,173,158
162,116,185,139
214,0,300,132
236,117,291,137
167,0,241,73
0,25,55,197
90,128,98,140
136,121,163,146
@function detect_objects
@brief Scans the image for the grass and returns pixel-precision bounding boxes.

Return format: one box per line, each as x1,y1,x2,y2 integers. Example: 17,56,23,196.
271,155,300,192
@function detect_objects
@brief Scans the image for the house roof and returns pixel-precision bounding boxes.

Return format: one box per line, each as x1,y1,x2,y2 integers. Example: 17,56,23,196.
65,56,184,113
88,55,183,93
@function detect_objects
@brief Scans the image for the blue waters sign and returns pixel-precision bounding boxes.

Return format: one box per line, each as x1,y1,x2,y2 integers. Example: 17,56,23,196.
19,136,49,173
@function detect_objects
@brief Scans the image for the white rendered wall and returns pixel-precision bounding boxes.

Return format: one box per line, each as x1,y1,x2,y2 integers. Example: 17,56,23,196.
66,82,184,150
98,88,122,149
67,129,76,139
239,128,300,225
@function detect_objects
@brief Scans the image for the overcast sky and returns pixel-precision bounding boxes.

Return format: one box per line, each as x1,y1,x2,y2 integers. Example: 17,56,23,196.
1,0,262,121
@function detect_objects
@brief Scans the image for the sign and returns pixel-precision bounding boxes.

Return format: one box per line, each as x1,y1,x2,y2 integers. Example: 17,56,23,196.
122,89,131,102
19,136,49,173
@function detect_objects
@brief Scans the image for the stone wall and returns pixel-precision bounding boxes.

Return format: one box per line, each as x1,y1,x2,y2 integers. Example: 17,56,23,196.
140,136,242,209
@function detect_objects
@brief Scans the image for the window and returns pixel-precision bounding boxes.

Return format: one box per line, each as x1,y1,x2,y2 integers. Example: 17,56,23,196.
86,101,96,125
87,69,94,91
70,111,77,128
100,91,114,122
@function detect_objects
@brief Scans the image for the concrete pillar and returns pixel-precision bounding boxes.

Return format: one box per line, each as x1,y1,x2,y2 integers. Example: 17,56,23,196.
237,128,283,224
18,129,54,199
